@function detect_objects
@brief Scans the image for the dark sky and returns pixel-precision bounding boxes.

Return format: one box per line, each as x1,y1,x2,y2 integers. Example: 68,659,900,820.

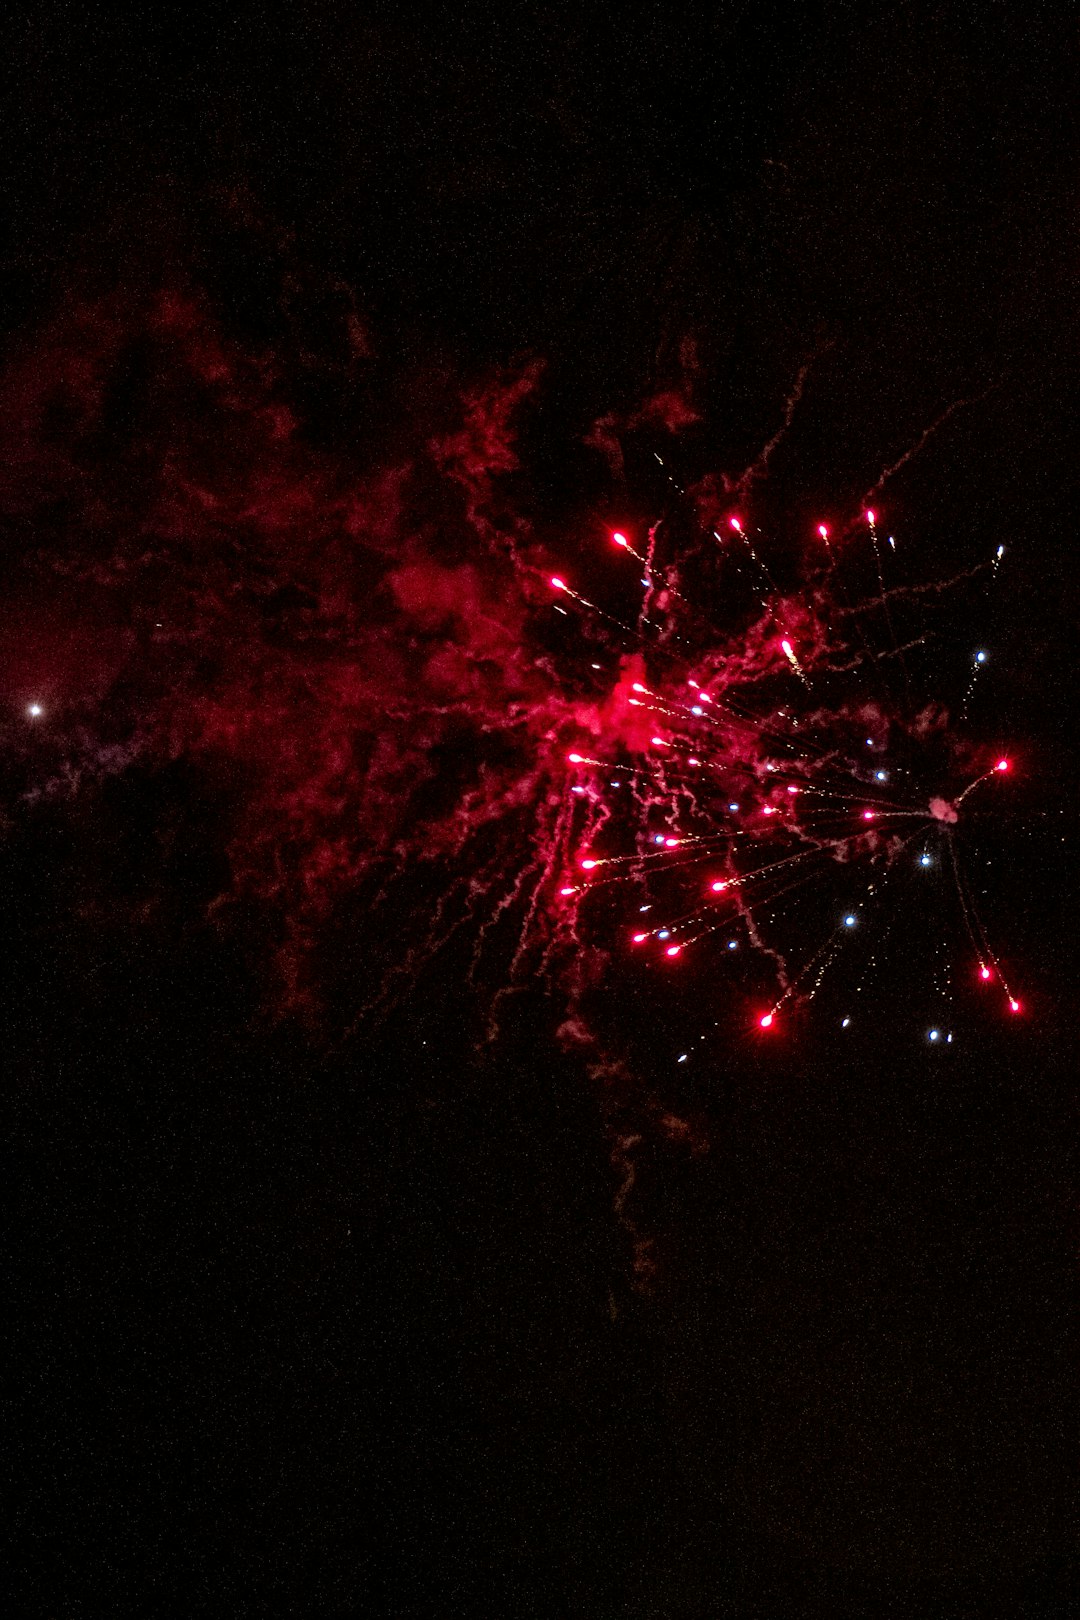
4,5,1079,1616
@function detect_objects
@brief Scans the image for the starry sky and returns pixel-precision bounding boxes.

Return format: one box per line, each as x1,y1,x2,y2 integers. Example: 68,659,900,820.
4,5,1079,1615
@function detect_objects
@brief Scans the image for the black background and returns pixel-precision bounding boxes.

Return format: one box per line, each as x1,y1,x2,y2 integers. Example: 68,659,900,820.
4,4,1079,1615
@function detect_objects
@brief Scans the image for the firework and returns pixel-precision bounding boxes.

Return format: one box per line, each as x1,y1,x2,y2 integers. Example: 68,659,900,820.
0,289,1032,1067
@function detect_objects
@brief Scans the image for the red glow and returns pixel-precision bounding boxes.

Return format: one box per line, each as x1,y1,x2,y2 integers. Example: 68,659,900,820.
632,932,648,943
865,509,876,525
550,576,566,591
666,944,682,957
567,752,584,763
559,887,577,897
579,858,597,870
995,758,1010,772
710,880,728,892
817,524,829,539
1009,998,1021,1013
729,516,742,532
980,965,992,981
612,532,629,548
759,1012,774,1029
781,638,795,659
862,810,875,820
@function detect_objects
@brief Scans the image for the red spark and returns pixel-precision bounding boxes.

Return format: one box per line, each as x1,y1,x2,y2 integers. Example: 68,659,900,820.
550,576,567,591
759,1012,774,1029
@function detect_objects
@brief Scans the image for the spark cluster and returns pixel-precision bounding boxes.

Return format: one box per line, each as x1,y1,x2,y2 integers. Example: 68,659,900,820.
550,505,1023,1049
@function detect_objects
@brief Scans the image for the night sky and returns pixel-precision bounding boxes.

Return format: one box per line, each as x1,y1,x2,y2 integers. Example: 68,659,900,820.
4,5,1079,1616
